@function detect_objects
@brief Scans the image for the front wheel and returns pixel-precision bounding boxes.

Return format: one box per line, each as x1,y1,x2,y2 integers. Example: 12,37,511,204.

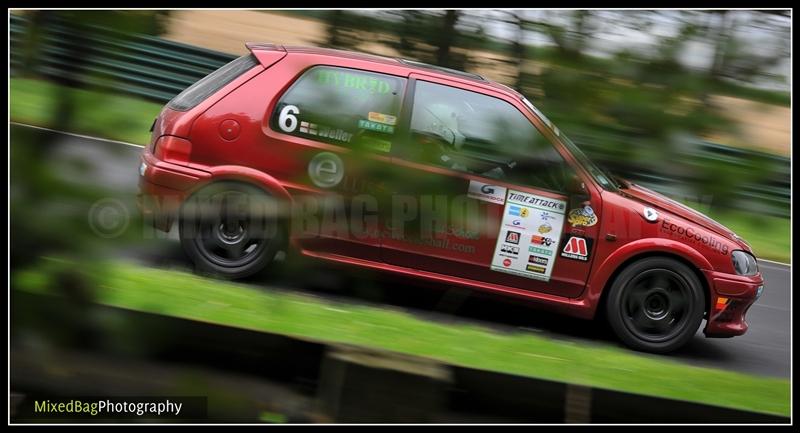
605,257,705,353
179,181,285,279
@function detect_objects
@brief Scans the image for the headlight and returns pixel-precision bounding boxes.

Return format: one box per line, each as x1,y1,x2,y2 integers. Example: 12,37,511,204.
139,162,147,177
732,250,758,276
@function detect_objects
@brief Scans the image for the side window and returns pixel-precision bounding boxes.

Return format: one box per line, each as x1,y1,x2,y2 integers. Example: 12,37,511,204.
407,81,575,193
271,66,406,153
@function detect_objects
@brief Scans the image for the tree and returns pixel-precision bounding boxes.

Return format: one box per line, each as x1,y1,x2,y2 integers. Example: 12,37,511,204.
701,10,790,85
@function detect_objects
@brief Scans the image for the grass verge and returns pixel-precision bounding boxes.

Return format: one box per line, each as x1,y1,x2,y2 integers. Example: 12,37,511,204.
13,259,790,416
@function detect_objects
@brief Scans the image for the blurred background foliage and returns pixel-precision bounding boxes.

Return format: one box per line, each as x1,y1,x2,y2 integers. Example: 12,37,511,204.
312,9,790,215
11,11,167,269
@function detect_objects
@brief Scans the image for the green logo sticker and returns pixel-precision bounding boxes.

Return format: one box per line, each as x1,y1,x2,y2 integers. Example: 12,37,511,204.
315,69,394,95
358,119,395,134
528,246,553,256
365,139,392,153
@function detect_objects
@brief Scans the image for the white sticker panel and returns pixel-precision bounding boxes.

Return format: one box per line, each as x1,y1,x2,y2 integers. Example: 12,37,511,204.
490,189,567,282
467,180,507,205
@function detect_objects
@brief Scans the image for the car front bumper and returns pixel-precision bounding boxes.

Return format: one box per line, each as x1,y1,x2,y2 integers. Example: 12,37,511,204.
702,270,764,337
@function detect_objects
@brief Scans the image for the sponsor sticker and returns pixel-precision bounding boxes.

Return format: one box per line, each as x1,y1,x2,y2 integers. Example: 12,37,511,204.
660,218,729,255
528,255,549,266
317,125,353,143
509,205,530,217
506,191,566,212
540,211,557,221
500,244,520,255
525,264,547,273
529,246,553,256
467,181,507,205
358,119,395,134
531,235,554,246
491,190,567,281
567,205,598,227
315,69,395,95
299,121,318,135
505,231,521,245
368,112,398,126
364,139,392,153
560,236,594,262
308,152,344,188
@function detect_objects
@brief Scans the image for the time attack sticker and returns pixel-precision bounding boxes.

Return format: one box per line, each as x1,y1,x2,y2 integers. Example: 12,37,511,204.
490,190,567,282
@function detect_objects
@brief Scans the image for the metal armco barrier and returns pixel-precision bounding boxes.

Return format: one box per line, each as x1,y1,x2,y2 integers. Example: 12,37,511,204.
10,14,236,102
9,13,789,218
12,290,789,423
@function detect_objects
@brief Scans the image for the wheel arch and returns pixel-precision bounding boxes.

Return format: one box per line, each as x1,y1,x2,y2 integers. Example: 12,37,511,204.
181,166,295,246
587,239,713,320
198,165,294,203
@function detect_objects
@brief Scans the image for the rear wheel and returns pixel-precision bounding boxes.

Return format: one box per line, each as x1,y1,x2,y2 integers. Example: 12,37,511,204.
179,181,285,279
605,257,704,353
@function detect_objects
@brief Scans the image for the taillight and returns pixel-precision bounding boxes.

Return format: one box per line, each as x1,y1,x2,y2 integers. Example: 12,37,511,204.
153,136,193,163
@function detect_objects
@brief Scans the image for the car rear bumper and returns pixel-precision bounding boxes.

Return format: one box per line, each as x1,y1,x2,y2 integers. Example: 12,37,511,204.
137,151,209,231
702,270,764,337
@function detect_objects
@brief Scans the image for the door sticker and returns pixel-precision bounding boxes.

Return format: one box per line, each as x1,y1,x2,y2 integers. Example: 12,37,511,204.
567,205,598,227
308,152,344,188
358,119,395,134
560,235,594,262
467,180,507,205
491,190,567,282
368,112,398,126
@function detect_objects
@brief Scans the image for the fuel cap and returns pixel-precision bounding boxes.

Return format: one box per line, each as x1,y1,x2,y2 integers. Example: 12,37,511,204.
219,119,241,141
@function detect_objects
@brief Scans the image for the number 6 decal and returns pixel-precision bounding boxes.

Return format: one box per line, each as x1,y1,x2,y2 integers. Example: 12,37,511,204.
278,105,299,132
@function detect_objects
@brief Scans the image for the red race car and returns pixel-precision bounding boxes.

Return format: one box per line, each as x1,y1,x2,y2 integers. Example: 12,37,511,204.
138,43,763,353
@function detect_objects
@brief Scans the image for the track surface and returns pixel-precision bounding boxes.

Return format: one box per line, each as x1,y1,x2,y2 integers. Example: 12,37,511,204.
11,123,792,378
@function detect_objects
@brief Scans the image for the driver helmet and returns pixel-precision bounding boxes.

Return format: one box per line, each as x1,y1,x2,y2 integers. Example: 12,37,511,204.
418,103,466,150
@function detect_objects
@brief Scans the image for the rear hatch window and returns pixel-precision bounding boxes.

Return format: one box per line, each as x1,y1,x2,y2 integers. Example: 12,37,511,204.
167,54,260,111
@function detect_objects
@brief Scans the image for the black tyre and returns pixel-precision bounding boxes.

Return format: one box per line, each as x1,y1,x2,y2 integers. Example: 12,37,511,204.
179,181,285,279
605,257,704,353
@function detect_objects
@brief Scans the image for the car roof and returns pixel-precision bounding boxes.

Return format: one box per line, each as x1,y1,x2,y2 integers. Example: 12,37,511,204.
247,43,524,100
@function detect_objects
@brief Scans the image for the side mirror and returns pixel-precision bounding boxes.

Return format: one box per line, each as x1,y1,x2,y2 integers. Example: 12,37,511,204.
566,174,587,196
567,174,590,209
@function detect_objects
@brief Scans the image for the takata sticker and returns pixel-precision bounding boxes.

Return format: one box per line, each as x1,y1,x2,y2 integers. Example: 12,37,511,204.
491,190,567,282
467,180,507,205
358,119,395,134
368,112,397,126
567,205,598,227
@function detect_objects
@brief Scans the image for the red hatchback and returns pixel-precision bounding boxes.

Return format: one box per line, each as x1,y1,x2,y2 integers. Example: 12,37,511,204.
138,43,764,353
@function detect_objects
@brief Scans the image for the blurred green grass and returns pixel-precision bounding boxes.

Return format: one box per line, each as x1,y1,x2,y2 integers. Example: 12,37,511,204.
703,210,790,264
13,259,789,416
10,77,161,145
10,76,790,263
